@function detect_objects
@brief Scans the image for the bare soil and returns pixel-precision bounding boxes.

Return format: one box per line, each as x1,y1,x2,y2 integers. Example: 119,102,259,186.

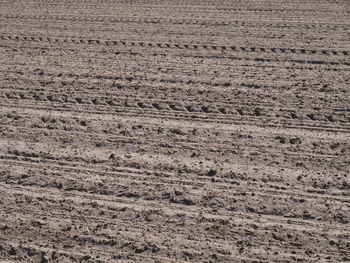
0,0,349,262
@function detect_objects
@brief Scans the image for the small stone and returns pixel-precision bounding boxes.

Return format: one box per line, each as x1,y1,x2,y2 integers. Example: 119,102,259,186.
207,169,217,177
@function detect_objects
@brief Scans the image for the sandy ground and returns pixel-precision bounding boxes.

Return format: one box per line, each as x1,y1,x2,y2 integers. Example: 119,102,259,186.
0,0,349,262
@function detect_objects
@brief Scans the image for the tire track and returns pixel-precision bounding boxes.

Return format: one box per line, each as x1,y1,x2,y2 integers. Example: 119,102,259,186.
1,34,349,57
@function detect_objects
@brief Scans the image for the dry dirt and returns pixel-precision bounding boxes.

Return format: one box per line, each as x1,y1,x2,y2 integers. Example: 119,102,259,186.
0,0,350,262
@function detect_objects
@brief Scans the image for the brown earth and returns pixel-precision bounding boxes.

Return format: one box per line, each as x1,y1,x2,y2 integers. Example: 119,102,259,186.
0,0,350,262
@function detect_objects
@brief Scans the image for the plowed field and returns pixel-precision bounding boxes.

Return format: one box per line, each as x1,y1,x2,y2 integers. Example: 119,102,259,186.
0,0,349,262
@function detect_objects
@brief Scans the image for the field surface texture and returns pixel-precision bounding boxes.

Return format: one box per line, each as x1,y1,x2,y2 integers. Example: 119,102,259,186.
0,0,350,262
